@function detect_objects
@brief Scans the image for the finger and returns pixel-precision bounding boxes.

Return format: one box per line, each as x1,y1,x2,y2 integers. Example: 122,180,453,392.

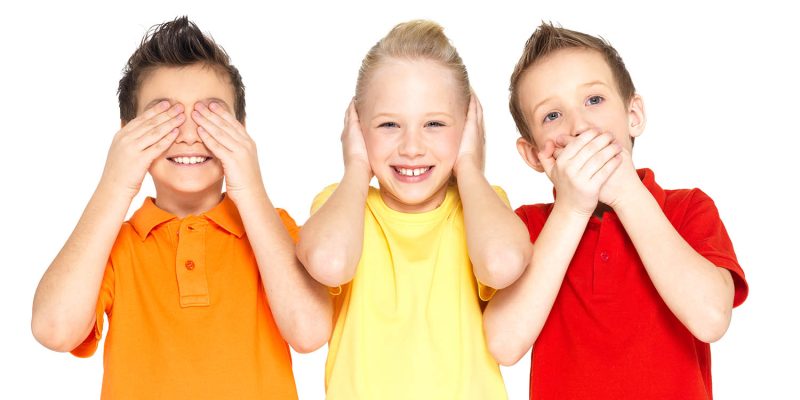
136,112,184,150
125,100,171,130
580,142,622,180
569,133,615,171
197,126,233,159
196,124,236,153
131,103,184,139
142,128,179,161
206,102,250,141
538,140,557,176
590,153,622,184
191,109,238,150
194,103,244,142
557,130,599,161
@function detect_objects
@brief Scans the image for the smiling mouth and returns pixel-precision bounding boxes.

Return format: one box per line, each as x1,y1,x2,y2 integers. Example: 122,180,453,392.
393,166,432,177
167,156,212,165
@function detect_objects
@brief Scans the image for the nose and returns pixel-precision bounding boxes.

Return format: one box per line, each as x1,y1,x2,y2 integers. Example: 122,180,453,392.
175,106,202,145
569,108,594,137
397,127,426,158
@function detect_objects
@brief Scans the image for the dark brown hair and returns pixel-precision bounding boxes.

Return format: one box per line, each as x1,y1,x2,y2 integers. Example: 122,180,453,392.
509,22,635,143
117,16,245,123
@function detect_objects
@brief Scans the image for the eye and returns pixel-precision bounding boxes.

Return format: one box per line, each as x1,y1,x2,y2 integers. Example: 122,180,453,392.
378,122,399,128
543,111,561,123
586,96,604,106
425,121,446,128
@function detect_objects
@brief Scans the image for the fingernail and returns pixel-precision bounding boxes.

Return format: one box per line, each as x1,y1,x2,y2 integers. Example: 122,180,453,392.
174,103,184,112
194,102,205,111
159,100,170,109
209,102,219,111
192,111,201,119
176,113,185,121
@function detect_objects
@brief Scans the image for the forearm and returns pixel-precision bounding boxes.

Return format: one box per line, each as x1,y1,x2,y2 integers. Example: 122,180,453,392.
32,183,132,351
297,166,370,286
235,190,332,353
615,187,735,342
457,165,531,289
484,205,588,365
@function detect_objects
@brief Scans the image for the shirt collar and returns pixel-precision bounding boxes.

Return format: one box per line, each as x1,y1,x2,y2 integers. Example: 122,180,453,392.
130,194,245,240
551,168,666,211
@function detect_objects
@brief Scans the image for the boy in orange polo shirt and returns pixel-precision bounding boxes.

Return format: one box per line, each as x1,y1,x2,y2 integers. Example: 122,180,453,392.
483,23,749,399
31,17,331,399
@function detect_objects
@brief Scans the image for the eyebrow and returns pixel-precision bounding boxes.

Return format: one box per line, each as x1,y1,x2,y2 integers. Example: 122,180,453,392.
370,112,454,123
143,97,233,111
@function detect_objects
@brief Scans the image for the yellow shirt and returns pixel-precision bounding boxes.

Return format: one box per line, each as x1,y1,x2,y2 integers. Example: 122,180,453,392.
312,184,508,400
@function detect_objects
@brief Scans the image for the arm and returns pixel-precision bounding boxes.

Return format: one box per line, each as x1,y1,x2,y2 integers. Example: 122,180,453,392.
483,130,622,365
296,101,372,287
32,101,184,351
455,95,531,289
193,102,332,353
602,152,735,343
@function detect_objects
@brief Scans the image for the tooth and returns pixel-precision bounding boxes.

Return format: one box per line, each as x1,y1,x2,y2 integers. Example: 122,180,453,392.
191,157,198,164
413,168,420,176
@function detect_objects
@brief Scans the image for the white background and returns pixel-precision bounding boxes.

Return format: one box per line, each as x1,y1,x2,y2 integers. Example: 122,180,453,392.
1,0,796,398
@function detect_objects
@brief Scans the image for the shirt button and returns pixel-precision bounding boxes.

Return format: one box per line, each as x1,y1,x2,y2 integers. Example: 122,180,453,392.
185,260,195,270
600,251,610,262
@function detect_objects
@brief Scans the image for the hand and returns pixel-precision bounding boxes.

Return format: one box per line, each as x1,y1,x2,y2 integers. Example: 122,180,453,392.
99,101,183,199
192,102,264,203
542,130,622,216
454,94,485,176
598,146,641,209
341,99,372,176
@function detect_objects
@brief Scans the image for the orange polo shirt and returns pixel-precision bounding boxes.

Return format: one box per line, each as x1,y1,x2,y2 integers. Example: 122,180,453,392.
71,195,298,399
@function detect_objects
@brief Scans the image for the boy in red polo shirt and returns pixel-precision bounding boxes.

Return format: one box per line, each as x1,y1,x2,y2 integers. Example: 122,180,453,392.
483,23,748,399
31,17,330,399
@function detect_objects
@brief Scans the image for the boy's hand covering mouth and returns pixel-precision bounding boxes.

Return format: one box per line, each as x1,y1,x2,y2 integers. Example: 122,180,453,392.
100,100,183,199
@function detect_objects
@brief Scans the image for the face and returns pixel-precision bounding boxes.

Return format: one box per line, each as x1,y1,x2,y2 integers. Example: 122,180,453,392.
136,64,236,197
516,48,645,172
358,59,466,213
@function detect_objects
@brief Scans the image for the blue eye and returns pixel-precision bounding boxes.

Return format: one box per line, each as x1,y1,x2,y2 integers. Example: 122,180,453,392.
378,122,399,128
543,111,561,123
425,121,446,128
586,96,604,106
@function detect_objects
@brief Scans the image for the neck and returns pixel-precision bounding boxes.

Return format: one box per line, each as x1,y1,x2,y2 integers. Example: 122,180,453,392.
153,183,224,218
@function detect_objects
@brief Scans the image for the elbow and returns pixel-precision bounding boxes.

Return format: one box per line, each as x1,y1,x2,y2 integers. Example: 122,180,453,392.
297,244,356,288
483,316,530,366
475,248,528,290
31,313,84,353
688,305,732,344
285,314,332,354
485,325,528,366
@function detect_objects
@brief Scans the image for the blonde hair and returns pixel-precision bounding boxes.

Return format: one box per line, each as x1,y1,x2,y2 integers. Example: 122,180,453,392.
355,20,470,107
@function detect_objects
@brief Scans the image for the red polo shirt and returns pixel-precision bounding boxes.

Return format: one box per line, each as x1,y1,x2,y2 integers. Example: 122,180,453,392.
515,169,748,400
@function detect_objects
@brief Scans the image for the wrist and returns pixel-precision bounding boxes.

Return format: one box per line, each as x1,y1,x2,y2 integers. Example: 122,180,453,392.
609,182,649,212
454,157,482,178
551,199,595,222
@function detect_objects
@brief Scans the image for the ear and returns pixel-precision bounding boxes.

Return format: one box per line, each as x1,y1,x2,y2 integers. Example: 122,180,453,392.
627,94,646,139
516,137,545,173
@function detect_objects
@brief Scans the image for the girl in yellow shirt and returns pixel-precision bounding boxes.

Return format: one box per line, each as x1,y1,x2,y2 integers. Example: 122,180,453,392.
297,20,531,399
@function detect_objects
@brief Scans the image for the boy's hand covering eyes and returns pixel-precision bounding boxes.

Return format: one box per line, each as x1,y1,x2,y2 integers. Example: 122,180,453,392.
540,130,622,217
192,102,264,203
454,94,486,176
341,99,373,177
100,101,183,199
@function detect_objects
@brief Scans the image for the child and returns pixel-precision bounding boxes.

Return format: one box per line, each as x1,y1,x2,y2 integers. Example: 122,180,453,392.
31,17,330,399
483,23,749,399
297,20,531,399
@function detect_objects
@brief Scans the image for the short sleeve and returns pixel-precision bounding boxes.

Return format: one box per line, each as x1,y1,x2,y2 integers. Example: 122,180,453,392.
678,189,748,307
474,186,513,302
309,184,345,296
310,184,339,215
276,208,301,244
70,260,114,358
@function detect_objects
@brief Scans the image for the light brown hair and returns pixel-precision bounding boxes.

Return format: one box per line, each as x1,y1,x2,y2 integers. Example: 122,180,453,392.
509,22,635,143
355,20,470,110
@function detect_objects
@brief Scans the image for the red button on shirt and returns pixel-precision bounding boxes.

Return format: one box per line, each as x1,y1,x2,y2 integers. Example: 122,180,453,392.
515,169,748,400
185,260,195,270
